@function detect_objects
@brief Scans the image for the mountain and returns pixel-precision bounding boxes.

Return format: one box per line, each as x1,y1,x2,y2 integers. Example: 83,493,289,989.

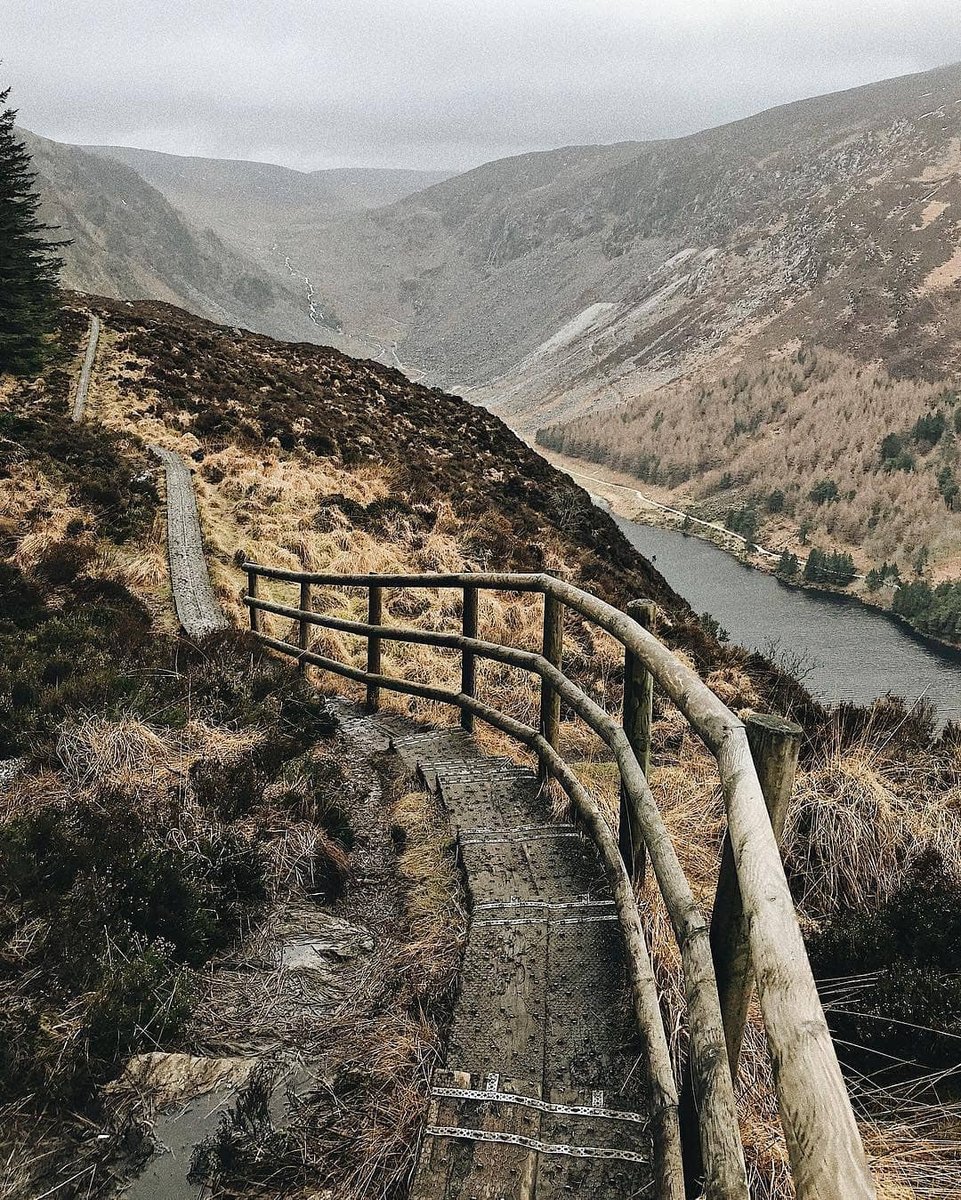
20,128,321,340
245,59,961,586
290,60,961,425
20,63,961,586
82,144,451,297
84,145,451,217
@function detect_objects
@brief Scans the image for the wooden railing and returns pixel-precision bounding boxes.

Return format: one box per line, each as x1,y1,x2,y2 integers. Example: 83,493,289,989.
243,563,876,1200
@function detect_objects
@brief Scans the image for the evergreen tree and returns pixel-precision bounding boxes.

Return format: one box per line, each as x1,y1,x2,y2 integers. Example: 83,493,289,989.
0,85,64,375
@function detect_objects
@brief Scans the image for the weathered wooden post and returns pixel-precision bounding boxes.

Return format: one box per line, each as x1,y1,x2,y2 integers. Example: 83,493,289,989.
620,599,656,881
366,585,383,711
710,711,803,1076
539,588,564,779
247,567,260,634
461,584,479,731
678,711,801,1194
298,580,311,674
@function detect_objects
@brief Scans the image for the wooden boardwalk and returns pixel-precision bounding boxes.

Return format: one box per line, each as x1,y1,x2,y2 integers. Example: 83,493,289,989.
149,446,227,639
332,702,655,1199
71,313,100,422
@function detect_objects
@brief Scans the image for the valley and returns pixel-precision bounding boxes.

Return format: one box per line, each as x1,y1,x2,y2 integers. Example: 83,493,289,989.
25,59,961,604
7,46,961,1200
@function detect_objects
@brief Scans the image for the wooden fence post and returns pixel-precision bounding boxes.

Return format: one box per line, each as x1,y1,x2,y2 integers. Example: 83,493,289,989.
461,584,478,731
678,712,800,1193
539,590,564,779
247,568,260,634
366,585,383,711
298,580,311,674
620,599,656,881
711,712,803,1077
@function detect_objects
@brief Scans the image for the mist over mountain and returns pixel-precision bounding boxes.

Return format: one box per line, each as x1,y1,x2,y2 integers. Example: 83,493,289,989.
19,128,324,340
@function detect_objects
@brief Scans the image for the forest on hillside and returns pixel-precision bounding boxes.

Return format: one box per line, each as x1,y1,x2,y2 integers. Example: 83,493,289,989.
538,346,961,578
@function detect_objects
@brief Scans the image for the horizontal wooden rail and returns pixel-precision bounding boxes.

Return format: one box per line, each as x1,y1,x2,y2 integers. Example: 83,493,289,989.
243,562,876,1200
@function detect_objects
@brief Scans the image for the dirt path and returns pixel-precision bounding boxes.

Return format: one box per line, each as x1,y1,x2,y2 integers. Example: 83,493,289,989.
71,313,100,421
332,703,655,1199
560,459,783,561
149,446,227,638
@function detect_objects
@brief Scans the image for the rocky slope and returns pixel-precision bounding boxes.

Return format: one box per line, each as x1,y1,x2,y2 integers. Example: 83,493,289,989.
20,130,322,341
307,59,961,429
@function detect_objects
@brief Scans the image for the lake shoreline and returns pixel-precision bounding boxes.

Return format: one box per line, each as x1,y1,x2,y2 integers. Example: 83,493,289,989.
608,515,961,722
544,449,961,657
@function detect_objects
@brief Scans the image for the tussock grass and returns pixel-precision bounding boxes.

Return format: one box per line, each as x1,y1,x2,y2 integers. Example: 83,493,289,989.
629,705,961,1198
392,789,467,999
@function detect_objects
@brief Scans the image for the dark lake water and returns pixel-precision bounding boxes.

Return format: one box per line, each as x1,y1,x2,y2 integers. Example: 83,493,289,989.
614,516,961,725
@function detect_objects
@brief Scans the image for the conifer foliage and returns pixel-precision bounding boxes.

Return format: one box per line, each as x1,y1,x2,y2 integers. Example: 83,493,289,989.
0,85,63,375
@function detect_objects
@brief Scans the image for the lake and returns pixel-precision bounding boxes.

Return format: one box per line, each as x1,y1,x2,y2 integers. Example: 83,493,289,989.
615,516,961,725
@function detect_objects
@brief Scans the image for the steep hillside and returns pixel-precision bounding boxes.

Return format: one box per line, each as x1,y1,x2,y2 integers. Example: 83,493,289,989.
539,346,961,587
78,295,687,629
0,296,687,1199
312,60,961,422
19,130,323,341
4,299,961,1200
83,145,451,330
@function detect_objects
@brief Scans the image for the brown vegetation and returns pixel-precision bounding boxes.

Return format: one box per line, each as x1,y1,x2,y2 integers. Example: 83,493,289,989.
539,344,961,577
4,297,961,1197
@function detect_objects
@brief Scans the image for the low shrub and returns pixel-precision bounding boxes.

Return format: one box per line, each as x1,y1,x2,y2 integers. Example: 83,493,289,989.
0,571,155,758
85,942,195,1062
808,848,961,1068
0,793,267,990
0,408,157,543
33,539,95,586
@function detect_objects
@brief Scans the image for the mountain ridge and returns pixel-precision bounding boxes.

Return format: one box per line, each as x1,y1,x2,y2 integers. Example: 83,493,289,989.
20,127,321,340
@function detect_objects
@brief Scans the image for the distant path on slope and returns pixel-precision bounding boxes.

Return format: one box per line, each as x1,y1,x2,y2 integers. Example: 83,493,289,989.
71,314,101,421
149,446,227,638
556,459,783,561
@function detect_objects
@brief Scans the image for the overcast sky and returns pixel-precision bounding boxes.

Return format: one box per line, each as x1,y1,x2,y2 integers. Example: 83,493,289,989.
4,1,960,172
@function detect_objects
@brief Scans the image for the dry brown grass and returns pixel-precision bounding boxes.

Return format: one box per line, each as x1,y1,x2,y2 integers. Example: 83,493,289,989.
20,314,955,1196
566,699,961,1199
784,746,961,921
392,789,468,999
0,464,91,576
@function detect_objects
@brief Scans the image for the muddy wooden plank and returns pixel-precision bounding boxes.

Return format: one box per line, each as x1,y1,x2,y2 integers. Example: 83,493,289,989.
71,313,100,422
543,916,641,1092
446,920,547,1081
411,1072,541,1200
459,832,585,905
150,446,227,639
535,1090,654,1198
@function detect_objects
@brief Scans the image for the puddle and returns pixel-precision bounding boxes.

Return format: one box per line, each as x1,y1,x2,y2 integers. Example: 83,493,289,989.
122,1085,234,1200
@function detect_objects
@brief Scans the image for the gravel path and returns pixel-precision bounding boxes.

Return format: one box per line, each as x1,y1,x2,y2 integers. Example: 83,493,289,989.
150,446,227,638
71,314,101,422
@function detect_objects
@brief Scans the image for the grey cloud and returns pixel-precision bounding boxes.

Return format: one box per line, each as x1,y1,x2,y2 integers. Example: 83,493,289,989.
4,0,960,170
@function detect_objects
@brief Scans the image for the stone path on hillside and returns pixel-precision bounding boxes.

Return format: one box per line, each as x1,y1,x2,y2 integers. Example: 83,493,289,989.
71,314,101,422
331,700,656,1200
149,446,227,639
